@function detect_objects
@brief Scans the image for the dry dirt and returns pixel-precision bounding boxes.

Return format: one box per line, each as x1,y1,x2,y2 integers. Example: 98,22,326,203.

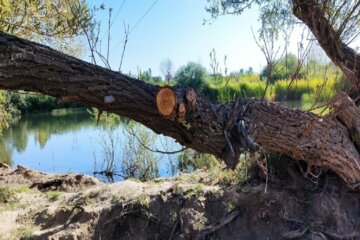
0,163,359,240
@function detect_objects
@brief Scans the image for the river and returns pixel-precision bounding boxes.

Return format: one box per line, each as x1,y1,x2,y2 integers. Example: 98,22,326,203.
0,109,182,182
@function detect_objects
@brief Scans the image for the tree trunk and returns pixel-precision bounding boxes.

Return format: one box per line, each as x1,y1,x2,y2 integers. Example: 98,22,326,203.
292,0,360,101
0,32,359,185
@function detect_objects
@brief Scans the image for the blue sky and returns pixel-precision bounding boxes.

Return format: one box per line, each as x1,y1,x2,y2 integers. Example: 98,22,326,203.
86,0,319,77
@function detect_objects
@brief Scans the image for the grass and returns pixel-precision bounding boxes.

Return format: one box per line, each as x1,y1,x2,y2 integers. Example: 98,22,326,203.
178,149,221,173
201,74,340,104
0,185,32,204
51,108,87,116
47,191,61,202
175,151,256,191
0,186,35,213
185,184,203,198
272,77,336,101
12,185,32,194
16,227,34,240
136,194,150,208
0,187,14,204
111,194,126,204
226,202,236,213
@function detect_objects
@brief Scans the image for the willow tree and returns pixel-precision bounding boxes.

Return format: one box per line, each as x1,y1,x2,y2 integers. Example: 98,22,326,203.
0,0,92,54
207,0,360,101
0,0,359,186
0,0,92,133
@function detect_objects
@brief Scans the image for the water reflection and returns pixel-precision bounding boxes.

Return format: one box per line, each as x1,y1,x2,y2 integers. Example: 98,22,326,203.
0,109,181,182
4,110,93,152
0,138,12,166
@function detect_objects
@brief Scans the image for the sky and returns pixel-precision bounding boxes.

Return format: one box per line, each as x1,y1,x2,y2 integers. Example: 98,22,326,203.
86,0,264,76
86,0,357,78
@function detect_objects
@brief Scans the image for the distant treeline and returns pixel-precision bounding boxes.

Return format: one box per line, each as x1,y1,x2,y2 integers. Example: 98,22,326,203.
3,92,84,115
143,59,349,105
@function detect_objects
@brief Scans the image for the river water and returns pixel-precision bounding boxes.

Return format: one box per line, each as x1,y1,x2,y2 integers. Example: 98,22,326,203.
0,109,182,182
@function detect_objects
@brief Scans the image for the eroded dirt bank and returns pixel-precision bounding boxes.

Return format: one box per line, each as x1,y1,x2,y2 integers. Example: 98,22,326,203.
0,163,359,240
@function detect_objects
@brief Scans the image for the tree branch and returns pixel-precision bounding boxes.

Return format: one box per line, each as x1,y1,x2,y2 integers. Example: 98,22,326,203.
292,0,360,101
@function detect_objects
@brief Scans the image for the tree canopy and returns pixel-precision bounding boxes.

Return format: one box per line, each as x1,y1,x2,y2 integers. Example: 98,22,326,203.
0,0,93,134
0,0,91,37
206,0,359,42
0,0,92,53
175,62,207,91
207,0,360,101
260,53,302,81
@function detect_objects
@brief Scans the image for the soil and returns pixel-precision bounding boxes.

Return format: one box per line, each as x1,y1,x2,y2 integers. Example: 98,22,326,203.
0,163,359,240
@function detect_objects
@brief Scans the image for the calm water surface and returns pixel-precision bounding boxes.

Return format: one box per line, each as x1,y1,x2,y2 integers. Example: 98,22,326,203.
0,110,181,182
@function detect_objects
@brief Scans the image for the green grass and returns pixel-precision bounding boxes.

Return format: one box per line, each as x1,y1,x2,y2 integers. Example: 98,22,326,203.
201,74,339,104
17,227,34,240
136,194,150,208
185,184,203,198
51,108,87,116
0,186,31,204
111,194,125,204
0,186,34,213
47,191,61,202
272,77,336,101
0,187,14,204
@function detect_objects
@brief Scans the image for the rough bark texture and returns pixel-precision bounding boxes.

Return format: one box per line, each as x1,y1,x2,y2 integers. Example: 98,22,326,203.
292,0,360,101
332,93,360,148
0,32,359,185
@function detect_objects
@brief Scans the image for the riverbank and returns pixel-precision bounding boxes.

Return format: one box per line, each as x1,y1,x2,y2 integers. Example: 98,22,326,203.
1,163,359,239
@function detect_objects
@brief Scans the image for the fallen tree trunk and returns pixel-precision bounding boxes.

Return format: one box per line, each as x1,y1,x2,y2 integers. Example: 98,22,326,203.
0,32,359,185
332,93,360,148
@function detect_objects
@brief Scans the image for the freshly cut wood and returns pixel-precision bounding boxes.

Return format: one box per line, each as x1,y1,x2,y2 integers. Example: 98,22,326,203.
156,87,176,117
177,103,186,122
186,88,197,110
178,103,186,114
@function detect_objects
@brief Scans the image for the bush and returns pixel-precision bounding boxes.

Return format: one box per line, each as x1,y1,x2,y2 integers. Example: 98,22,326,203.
261,54,305,82
178,149,220,173
6,92,83,113
0,186,14,203
175,62,207,91
211,77,266,103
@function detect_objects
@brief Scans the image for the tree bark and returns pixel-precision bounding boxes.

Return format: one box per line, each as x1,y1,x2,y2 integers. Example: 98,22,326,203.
292,0,360,101
332,93,360,148
0,32,359,185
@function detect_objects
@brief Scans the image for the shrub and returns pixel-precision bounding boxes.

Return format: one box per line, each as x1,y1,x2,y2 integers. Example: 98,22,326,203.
175,62,207,91
47,191,61,202
6,91,82,113
178,149,220,172
0,187,14,203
